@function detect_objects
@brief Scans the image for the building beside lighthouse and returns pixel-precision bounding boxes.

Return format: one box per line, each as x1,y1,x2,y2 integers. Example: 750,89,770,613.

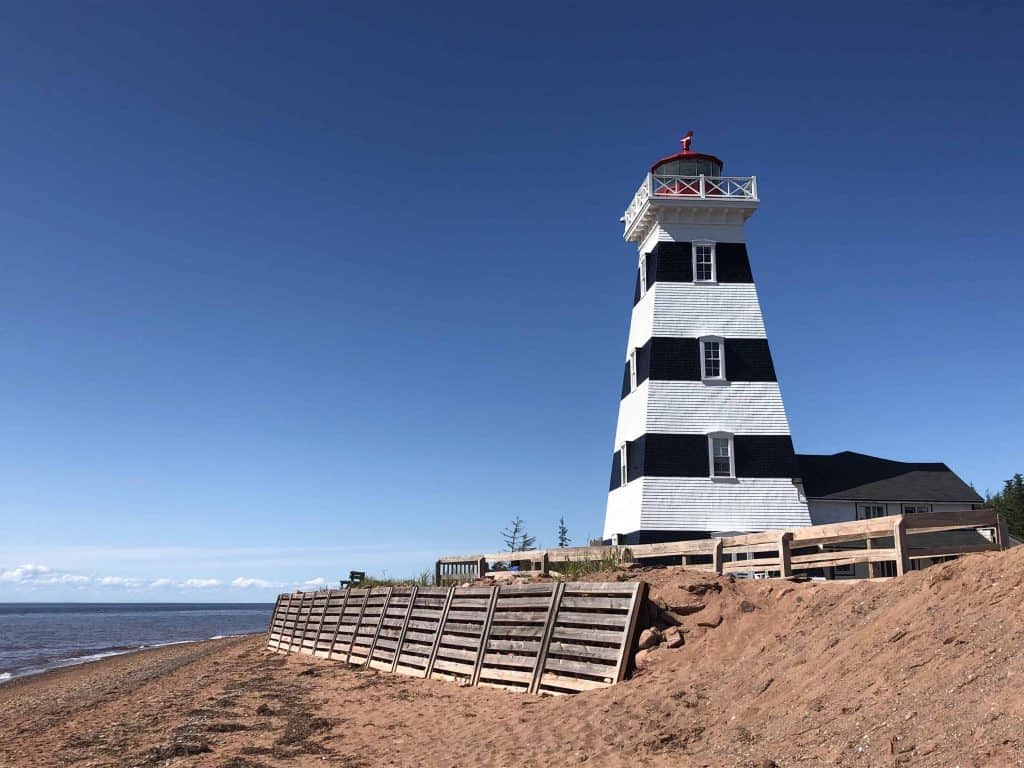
604,135,981,545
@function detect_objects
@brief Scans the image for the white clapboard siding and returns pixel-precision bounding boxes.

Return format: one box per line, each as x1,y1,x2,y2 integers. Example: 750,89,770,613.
807,499,976,526
604,481,643,540
640,222,748,254
613,383,648,445
628,284,768,348
645,381,792,436
638,477,812,533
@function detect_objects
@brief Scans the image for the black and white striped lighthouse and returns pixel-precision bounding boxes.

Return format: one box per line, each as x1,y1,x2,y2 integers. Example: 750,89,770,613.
605,134,810,543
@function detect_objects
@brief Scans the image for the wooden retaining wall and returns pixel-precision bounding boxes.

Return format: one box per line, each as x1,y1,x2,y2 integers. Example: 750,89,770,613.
267,581,647,695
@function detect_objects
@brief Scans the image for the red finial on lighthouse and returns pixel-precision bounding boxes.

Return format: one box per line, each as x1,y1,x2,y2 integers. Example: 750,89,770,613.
680,130,694,153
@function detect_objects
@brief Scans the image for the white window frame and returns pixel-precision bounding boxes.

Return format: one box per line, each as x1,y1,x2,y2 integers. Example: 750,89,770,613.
860,504,887,519
902,504,930,514
638,255,648,298
707,431,735,479
618,443,629,486
699,335,725,381
692,241,716,283
628,349,638,392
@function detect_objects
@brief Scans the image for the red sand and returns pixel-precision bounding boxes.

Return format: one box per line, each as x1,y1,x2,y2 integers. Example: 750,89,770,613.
1,547,1022,767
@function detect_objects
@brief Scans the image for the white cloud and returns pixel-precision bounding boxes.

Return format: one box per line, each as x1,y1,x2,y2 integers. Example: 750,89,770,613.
150,578,174,588
1,564,90,585
300,577,326,589
95,576,146,588
180,578,220,589
231,577,278,589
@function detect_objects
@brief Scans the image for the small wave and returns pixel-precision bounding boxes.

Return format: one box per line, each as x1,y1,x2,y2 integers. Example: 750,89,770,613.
0,672,11,683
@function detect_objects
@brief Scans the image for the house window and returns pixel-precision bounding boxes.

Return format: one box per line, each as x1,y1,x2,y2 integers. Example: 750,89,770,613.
618,443,628,486
876,562,897,578
638,255,647,298
860,504,886,519
903,504,929,514
693,242,715,282
700,336,724,381
628,349,638,392
708,433,734,478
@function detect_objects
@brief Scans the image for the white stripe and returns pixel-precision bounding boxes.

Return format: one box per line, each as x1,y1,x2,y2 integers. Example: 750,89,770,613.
628,283,767,348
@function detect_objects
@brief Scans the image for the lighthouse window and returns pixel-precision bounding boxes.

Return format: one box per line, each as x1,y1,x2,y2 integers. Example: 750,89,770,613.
708,434,734,478
618,443,629,486
628,349,638,391
638,256,648,298
700,337,724,380
694,243,716,282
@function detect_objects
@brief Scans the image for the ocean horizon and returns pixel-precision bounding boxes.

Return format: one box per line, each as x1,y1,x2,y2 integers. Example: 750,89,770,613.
0,602,275,682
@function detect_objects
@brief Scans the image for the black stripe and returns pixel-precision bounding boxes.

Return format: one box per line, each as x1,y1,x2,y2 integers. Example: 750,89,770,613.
621,338,776,397
632,243,753,304
724,339,777,382
609,449,621,491
652,242,693,283
716,243,754,283
609,433,798,482
734,436,799,477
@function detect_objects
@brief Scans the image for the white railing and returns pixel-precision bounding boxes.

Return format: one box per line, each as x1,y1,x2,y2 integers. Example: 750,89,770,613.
622,173,758,234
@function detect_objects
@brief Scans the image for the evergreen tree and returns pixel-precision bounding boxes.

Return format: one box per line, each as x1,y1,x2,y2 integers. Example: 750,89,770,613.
519,531,537,551
989,473,1024,540
501,516,525,551
557,516,571,547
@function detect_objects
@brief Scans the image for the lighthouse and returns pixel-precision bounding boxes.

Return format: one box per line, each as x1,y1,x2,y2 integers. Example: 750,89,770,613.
604,134,811,543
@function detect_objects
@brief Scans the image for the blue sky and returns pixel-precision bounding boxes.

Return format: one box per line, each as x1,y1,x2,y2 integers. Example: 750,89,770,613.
2,2,1022,601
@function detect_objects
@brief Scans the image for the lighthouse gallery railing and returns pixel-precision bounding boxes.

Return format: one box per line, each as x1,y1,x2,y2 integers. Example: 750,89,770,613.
623,173,758,234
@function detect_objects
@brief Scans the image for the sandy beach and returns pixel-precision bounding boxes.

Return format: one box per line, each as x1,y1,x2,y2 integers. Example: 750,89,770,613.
2,549,1023,768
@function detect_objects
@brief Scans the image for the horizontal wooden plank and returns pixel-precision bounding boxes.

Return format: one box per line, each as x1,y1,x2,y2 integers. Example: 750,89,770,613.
431,659,474,676
558,596,632,610
544,656,615,678
546,641,621,662
477,667,533,684
482,653,536,669
435,646,478,662
907,542,999,559
539,672,613,693
550,626,624,644
553,612,628,628
791,548,898,566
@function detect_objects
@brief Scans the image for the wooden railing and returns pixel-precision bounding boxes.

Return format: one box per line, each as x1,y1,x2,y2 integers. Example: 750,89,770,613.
436,508,1010,583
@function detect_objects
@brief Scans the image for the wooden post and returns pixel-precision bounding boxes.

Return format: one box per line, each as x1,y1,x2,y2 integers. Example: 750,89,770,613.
540,551,550,574
612,581,647,683
865,536,879,578
311,590,332,656
893,517,909,577
266,594,283,648
470,585,500,687
477,557,488,580
435,560,443,588
424,586,455,679
364,587,394,667
995,513,1010,551
287,592,306,653
344,589,371,665
528,582,565,694
778,532,793,578
712,538,723,575
390,586,419,673
326,588,350,660
680,554,689,567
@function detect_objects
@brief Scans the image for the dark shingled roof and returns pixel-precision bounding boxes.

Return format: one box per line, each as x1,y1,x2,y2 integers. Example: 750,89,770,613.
796,451,983,503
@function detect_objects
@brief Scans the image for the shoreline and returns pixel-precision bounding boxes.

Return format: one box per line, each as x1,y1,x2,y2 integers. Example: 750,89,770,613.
0,633,260,692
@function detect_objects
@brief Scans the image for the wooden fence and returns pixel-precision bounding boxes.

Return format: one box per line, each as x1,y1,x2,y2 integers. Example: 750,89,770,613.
436,508,1011,582
267,581,647,695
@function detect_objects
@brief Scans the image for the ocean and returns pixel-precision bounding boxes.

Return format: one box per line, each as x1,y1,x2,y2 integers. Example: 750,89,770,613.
0,603,274,682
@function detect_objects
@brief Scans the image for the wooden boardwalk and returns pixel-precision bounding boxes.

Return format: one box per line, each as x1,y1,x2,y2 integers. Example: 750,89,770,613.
267,581,647,695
